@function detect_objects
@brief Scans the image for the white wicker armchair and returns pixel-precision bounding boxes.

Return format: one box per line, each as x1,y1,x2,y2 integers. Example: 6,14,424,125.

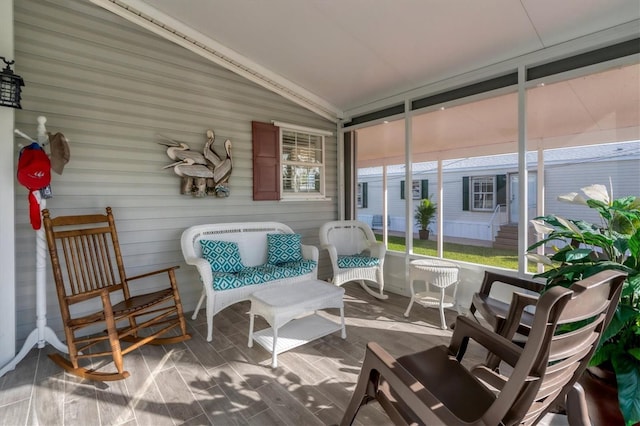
319,220,387,300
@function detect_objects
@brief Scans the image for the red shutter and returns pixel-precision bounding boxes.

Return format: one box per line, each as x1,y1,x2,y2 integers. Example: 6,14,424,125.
252,121,280,200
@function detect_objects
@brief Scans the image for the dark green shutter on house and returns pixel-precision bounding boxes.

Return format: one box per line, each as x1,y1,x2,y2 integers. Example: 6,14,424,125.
400,180,405,200
496,174,507,206
462,176,470,211
361,182,368,208
421,179,429,199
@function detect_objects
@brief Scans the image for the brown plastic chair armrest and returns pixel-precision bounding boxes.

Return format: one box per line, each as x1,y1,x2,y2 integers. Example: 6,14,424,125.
471,271,543,335
449,316,522,367
499,291,540,342
477,272,545,296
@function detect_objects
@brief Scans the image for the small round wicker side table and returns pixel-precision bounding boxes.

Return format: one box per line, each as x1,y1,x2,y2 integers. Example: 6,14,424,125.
404,258,460,329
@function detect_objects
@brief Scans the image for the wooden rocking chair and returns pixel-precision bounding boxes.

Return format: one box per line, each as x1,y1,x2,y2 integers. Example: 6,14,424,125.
43,207,191,381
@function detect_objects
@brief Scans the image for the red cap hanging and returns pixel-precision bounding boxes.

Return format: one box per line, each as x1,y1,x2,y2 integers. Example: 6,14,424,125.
17,143,51,229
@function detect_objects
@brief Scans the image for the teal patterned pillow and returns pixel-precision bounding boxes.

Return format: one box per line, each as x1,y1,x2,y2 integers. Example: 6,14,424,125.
200,240,245,273
267,233,303,265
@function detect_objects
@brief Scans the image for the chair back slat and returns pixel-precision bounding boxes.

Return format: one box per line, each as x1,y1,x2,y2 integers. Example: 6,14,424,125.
44,210,127,303
557,282,612,323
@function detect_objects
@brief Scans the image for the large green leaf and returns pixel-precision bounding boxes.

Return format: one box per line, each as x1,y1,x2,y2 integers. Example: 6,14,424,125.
612,353,640,426
590,340,618,366
536,262,628,287
563,248,594,262
601,305,639,344
621,275,640,300
628,230,640,262
528,193,640,421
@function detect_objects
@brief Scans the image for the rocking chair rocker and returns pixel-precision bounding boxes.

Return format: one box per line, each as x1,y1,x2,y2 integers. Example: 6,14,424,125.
43,207,191,381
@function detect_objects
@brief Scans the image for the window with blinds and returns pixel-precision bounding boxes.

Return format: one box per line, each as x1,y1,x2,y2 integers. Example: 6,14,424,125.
281,129,325,198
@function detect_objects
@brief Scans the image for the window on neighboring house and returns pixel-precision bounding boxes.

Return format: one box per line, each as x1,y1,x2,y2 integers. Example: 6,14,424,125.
357,182,367,208
281,128,325,198
462,174,506,211
252,121,330,201
471,176,495,211
400,179,428,199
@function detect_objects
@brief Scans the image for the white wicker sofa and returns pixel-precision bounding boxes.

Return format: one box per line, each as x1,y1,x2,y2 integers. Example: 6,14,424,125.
181,222,319,341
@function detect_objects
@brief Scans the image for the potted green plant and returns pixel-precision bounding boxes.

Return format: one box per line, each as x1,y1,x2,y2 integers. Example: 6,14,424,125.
526,183,640,426
415,196,437,240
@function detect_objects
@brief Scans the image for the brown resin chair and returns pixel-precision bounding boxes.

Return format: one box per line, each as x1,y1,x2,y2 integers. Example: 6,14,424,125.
469,271,546,337
340,270,626,426
43,207,191,381
465,271,595,423
467,271,546,368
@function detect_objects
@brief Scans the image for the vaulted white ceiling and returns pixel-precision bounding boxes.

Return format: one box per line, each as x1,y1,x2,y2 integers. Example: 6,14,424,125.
103,0,639,120
91,0,639,168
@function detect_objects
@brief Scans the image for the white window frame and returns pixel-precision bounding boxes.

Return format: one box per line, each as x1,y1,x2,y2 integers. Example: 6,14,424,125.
274,122,330,200
471,175,496,211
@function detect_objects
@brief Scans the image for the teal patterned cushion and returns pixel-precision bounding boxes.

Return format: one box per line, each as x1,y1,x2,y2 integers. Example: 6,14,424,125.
200,240,245,273
210,260,316,291
337,255,380,268
267,233,303,265
238,265,281,284
279,259,317,277
211,272,244,290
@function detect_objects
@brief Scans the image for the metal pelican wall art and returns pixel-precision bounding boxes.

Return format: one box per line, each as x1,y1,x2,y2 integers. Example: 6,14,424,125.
159,129,233,197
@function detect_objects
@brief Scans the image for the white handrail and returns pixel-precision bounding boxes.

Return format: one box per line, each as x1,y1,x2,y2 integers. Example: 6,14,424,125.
488,203,505,240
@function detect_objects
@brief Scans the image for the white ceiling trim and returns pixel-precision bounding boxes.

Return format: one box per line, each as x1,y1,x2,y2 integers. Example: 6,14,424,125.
90,0,342,122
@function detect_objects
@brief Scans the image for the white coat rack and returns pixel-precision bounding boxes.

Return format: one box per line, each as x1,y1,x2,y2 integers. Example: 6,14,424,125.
0,116,67,378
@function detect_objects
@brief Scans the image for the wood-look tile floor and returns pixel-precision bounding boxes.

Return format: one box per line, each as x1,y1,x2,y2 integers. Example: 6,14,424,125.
0,285,568,426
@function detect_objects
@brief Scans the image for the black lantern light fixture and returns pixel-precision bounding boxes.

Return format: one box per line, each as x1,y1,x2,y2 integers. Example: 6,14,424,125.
0,57,25,109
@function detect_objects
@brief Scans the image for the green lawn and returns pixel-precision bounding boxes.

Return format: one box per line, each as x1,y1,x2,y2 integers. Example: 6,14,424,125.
378,234,532,271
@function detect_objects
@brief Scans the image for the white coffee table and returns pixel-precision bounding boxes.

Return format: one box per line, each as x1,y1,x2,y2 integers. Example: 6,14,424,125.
248,279,346,368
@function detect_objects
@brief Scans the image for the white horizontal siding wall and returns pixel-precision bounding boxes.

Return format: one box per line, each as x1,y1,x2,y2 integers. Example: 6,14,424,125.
358,169,502,239
543,159,640,223
357,154,640,242
13,0,337,344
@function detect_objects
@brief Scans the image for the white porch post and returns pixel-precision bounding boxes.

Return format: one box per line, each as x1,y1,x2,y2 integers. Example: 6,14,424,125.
382,165,388,246
0,0,17,370
517,64,529,275
437,159,444,258
404,101,413,255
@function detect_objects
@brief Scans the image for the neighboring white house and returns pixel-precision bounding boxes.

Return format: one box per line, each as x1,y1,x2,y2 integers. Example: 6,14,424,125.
357,140,640,241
